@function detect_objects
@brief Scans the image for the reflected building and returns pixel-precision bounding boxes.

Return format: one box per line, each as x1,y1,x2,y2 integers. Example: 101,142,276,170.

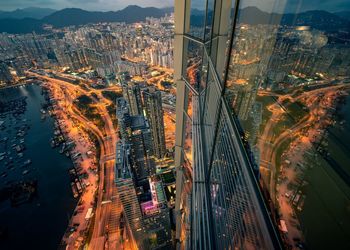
175,0,350,249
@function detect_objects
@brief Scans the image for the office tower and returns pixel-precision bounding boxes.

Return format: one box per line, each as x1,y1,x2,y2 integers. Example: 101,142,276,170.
174,0,282,249
130,115,154,181
143,87,167,159
115,140,173,250
116,97,154,182
230,75,261,121
116,98,132,140
122,82,144,116
140,174,173,249
115,141,145,249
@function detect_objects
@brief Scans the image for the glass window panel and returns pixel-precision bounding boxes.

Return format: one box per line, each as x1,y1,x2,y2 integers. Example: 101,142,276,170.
183,84,194,167
186,0,207,40
224,1,350,249
201,67,221,160
204,0,215,42
182,38,208,93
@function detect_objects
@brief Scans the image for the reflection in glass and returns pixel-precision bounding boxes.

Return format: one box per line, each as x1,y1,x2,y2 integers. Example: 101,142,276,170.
224,1,350,249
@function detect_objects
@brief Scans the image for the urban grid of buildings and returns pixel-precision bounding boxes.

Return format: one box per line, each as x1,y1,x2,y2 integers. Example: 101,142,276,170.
0,14,174,86
0,0,350,249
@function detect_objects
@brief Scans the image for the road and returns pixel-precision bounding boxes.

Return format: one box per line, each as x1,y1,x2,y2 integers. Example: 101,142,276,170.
258,83,350,201
27,71,123,249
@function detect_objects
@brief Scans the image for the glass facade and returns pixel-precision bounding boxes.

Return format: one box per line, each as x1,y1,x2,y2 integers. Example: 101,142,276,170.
175,0,350,249
175,0,281,249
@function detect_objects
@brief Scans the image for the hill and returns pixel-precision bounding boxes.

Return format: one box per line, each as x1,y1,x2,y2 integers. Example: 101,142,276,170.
334,11,350,21
0,5,172,34
0,7,56,19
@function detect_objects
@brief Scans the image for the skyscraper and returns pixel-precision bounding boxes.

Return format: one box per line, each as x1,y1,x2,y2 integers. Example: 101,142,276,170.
116,97,154,182
143,87,167,159
174,0,282,249
122,82,144,116
115,141,145,249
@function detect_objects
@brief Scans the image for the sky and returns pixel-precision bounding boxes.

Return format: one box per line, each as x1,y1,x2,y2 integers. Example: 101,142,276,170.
0,0,174,11
0,0,349,12
241,0,350,13
190,0,350,13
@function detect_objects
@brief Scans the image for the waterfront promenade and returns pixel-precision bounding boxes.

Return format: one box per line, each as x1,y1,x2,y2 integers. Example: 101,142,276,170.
28,71,124,249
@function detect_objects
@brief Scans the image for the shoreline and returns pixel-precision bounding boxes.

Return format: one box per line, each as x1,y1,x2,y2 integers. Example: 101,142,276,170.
0,83,77,249
274,89,349,249
41,82,100,248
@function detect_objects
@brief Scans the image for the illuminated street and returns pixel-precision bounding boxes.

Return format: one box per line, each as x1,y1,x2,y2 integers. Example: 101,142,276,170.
26,71,124,249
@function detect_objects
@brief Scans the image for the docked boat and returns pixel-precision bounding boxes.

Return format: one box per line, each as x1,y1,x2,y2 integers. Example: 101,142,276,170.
22,170,30,175
71,183,79,198
24,159,32,165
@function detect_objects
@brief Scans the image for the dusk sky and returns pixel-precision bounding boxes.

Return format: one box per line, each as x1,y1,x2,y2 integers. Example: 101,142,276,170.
0,0,349,12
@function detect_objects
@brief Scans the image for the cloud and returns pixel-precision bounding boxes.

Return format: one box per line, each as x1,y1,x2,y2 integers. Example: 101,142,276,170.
0,0,57,10
0,0,174,11
0,0,349,12
241,0,350,13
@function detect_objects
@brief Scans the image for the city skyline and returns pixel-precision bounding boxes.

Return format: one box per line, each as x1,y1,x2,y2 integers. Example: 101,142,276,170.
1,0,350,249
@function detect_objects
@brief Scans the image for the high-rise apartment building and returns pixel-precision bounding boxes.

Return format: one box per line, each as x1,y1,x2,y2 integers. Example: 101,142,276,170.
174,0,282,249
143,87,167,159
116,97,154,182
122,82,144,116
115,117,172,250
115,141,144,250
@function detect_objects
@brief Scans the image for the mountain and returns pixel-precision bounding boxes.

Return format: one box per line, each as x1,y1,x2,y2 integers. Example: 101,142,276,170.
0,7,56,19
281,10,350,32
0,5,172,34
334,11,350,21
1,5,348,35
42,5,170,28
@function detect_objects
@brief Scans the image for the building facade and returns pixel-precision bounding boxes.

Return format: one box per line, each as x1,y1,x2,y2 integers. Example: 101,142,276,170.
143,87,167,159
122,82,144,116
174,0,282,249
115,141,145,249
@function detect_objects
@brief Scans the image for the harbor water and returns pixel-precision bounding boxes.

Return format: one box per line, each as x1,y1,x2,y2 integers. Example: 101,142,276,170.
299,94,350,249
0,84,76,250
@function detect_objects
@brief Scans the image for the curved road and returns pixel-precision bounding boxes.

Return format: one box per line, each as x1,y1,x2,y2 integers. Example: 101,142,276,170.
27,71,121,249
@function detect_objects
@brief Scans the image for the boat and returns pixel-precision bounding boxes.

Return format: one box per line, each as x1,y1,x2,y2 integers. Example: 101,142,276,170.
71,183,79,198
24,159,32,165
22,170,29,175
75,180,83,193
0,156,4,161
15,145,25,152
